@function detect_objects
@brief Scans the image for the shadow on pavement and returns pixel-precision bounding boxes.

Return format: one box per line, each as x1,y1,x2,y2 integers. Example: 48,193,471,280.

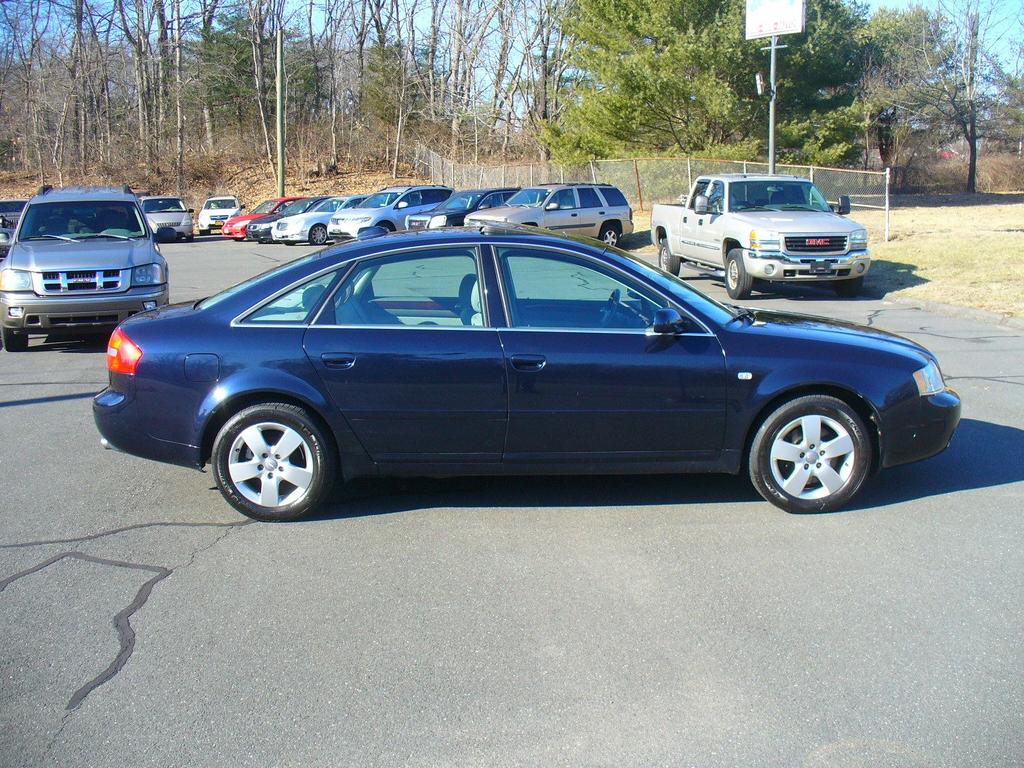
303,418,1020,522
0,391,96,408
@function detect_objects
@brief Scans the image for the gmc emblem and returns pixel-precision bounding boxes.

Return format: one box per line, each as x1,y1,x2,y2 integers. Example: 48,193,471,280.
806,237,831,246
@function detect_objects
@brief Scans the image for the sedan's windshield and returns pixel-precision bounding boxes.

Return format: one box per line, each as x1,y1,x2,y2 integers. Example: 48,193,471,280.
729,181,831,212
19,201,147,240
204,198,238,210
360,192,400,209
251,200,277,215
142,197,186,213
312,197,346,213
437,192,485,211
505,188,550,208
341,196,367,209
279,199,312,215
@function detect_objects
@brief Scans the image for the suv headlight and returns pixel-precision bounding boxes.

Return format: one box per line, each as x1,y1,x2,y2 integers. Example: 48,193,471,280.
132,263,166,286
0,269,33,291
849,228,868,246
913,361,945,396
429,214,448,228
749,229,780,251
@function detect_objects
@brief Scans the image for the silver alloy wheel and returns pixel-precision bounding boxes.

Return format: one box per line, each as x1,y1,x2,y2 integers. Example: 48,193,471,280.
727,259,739,289
603,228,618,246
768,414,856,500
310,225,328,245
228,422,315,508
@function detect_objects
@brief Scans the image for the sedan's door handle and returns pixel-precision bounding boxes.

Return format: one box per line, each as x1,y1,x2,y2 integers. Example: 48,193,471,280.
683,216,688,223
510,354,546,372
321,352,356,370
570,213,578,217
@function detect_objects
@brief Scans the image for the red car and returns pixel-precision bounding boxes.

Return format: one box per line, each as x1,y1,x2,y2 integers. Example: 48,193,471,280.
221,197,304,241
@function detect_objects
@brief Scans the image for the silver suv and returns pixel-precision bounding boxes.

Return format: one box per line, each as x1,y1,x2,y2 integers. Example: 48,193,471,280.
464,183,635,246
327,185,452,239
0,186,171,352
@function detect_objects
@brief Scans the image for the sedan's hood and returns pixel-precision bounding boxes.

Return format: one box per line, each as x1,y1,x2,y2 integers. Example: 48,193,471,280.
224,213,266,226
249,213,286,228
465,205,533,223
10,239,160,271
746,308,932,360
729,210,862,234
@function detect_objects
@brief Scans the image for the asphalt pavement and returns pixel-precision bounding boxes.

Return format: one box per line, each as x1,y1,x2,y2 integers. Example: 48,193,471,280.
1,235,1022,767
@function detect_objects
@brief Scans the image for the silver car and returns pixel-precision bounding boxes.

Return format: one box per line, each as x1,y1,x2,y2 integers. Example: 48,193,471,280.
140,196,194,241
464,183,635,247
327,185,452,239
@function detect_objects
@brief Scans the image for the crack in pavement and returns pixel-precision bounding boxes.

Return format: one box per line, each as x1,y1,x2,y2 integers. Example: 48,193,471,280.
912,326,1022,342
0,520,255,714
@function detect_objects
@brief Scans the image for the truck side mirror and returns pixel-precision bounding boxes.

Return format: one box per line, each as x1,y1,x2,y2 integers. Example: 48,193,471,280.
835,195,851,215
693,195,709,215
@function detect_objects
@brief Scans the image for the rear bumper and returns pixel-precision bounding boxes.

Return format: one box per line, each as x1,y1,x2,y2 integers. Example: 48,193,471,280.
94,388,201,468
880,388,962,468
1,286,169,333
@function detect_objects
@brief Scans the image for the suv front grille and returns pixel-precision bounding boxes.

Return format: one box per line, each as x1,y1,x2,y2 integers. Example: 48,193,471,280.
39,269,125,294
784,236,848,254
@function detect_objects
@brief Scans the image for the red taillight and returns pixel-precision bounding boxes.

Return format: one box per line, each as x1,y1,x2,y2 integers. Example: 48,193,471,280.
107,328,143,375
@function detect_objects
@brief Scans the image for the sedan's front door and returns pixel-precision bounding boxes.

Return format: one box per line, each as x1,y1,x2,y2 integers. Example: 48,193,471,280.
304,246,507,463
493,246,728,463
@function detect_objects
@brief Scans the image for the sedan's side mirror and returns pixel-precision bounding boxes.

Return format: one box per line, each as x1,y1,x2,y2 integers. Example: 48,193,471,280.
693,195,709,215
154,226,177,243
834,195,851,215
545,202,559,211
652,307,686,334
239,204,247,210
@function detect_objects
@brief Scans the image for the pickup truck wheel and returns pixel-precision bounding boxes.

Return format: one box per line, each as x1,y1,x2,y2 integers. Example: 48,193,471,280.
2,327,28,352
748,395,872,514
834,277,864,298
598,222,621,247
725,249,754,300
658,237,681,275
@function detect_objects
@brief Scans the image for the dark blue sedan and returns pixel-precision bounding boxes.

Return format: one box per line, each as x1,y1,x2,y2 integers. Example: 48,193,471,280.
94,226,960,521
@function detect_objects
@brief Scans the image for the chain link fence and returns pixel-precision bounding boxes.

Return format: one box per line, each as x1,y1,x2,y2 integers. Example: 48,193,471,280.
413,146,892,240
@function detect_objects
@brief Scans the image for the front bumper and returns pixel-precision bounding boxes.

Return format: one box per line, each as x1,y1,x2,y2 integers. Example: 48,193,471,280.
881,388,962,469
743,249,870,281
328,221,373,238
1,286,169,333
247,227,275,242
199,218,229,230
272,229,307,242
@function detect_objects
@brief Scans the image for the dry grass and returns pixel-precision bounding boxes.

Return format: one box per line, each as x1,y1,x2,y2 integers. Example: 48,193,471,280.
629,193,1024,318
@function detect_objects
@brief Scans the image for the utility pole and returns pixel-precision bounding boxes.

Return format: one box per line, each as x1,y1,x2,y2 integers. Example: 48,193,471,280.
275,27,285,197
762,35,786,174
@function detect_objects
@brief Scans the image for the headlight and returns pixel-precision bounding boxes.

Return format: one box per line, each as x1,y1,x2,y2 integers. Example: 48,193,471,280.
428,215,448,228
0,269,33,291
913,361,945,396
749,229,780,251
132,264,166,285
181,215,191,226
849,229,868,246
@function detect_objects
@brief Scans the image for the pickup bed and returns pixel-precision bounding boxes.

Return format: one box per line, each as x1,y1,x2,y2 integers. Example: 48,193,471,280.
650,174,870,299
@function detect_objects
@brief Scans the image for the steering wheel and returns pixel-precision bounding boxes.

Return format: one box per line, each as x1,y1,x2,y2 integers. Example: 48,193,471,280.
599,289,647,328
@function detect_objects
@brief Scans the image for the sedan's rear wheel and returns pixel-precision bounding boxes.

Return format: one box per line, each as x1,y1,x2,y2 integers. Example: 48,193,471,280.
748,395,871,513
212,403,336,521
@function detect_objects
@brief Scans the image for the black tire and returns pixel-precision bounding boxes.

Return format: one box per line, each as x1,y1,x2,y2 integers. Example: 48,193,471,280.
834,276,864,298
2,326,28,352
725,248,754,300
748,395,872,514
284,241,296,246
598,221,621,247
309,224,329,245
199,228,210,237
186,235,194,242
378,220,396,232
211,402,337,522
658,236,681,276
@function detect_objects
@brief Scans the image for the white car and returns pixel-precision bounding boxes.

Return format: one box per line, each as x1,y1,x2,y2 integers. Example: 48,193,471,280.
197,196,242,236
271,195,368,246
327,185,452,239
140,196,194,241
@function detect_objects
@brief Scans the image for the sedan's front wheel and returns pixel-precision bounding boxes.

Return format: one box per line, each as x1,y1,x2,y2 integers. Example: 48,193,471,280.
748,395,872,513
212,403,337,521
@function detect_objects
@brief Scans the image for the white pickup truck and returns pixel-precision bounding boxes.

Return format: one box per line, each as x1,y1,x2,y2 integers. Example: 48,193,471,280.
650,174,870,299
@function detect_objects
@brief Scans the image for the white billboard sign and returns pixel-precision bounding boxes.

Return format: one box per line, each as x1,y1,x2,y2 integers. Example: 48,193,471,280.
745,0,805,40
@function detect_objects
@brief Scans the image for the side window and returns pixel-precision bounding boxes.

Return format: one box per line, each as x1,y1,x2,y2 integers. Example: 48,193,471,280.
577,187,603,208
549,189,577,210
323,248,484,327
478,192,505,210
707,181,725,214
498,247,669,331
597,187,629,207
398,191,422,208
688,180,710,210
245,271,338,325
424,189,451,205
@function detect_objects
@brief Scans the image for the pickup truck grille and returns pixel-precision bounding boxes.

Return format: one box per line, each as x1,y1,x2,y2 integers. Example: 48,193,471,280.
785,236,848,254
39,269,125,294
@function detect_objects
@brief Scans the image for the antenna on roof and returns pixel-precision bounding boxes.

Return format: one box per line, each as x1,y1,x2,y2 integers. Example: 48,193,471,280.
123,185,134,195
37,184,52,196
